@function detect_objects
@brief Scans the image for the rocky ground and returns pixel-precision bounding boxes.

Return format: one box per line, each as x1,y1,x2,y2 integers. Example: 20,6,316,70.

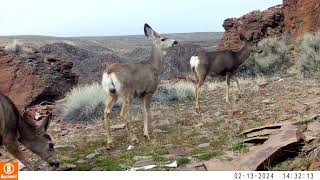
1,75,319,171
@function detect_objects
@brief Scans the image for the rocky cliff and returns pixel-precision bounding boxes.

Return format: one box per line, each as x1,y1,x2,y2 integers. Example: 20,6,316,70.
0,48,78,110
219,0,320,50
283,0,320,38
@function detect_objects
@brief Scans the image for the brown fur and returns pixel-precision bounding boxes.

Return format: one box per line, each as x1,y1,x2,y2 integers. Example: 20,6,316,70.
0,93,59,170
102,24,177,147
193,35,254,113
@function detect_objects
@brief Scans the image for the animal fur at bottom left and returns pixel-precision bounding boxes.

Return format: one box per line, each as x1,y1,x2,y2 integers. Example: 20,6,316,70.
0,93,59,170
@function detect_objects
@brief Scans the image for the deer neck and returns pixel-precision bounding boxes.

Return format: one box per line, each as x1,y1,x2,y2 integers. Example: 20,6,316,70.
238,42,251,64
149,45,165,72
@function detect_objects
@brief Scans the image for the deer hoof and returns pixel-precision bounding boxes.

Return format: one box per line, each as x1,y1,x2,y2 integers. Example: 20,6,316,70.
106,142,114,150
144,134,150,140
130,135,139,144
195,107,201,114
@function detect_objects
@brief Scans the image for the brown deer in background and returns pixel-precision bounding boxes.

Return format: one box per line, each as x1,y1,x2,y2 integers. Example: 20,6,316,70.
0,93,59,170
102,23,178,148
190,34,254,113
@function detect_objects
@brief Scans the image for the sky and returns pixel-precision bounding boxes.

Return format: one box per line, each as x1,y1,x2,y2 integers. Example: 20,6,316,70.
0,0,282,37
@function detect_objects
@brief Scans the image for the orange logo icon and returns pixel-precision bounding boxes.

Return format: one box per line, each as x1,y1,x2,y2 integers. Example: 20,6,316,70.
0,161,18,180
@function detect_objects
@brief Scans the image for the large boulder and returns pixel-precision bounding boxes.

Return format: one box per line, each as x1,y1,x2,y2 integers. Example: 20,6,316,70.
39,43,121,84
283,0,320,38
0,48,78,110
218,5,284,50
161,44,201,79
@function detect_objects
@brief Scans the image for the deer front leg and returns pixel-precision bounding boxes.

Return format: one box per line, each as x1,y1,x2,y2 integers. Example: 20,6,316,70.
231,76,241,95
121,96,138,144
143,94,152,140
4,141,32,170
226,73,231,103
104,94,118,149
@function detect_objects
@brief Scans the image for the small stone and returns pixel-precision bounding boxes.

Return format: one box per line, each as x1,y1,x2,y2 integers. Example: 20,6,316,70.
154,119,171,126
86,153,98,159
133,160,156,168
133,156,152,161
214,111,224,116
111,124,126,130
64,164,77,169
153,129,168,133
167,147,187,156
76,159,86,164
197,143,210,148
95,147,107,154
164,144,174,149
262,99,272,104
193,123,203,128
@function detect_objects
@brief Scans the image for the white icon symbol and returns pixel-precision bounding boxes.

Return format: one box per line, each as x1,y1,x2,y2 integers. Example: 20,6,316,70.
4,163,14,174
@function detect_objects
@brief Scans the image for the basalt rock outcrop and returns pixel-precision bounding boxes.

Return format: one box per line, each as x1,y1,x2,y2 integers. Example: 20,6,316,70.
283,0,320,38
219,0,320,50
218,5,284,50
0,47,78,110
39,43,121,84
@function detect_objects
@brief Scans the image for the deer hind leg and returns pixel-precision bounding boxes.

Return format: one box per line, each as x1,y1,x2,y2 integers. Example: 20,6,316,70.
104,94,118,148
231,76,241,94
226,73,231,103
195,73,204,114
120,96,138,144
4,138,32,170
143,94,153,140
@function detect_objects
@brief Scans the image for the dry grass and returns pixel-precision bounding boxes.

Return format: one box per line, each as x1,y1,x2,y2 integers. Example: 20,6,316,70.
4,39,22,53
253,37,292,75
298,33,320,77
61,83,106,121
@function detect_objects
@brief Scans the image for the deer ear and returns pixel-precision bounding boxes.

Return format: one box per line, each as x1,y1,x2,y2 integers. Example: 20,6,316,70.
39,112,52,132
144,23,160,38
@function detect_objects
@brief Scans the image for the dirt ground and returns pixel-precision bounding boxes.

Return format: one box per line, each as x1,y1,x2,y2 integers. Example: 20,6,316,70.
1,76,319,171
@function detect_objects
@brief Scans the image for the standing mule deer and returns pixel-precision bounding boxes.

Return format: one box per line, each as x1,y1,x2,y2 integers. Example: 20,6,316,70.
102,23,178,148
0,93,59,170
190,34,254,113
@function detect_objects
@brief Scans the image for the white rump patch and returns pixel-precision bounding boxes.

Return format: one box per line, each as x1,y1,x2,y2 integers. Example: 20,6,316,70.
102,73,122,93
190,56,200,69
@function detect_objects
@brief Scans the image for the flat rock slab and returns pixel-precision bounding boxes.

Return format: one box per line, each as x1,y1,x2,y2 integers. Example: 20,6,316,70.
303,97,320,107
246,129,280,138
203,159,235,171
111,124,126,130
133,160,156,168
307,121,320,136
235,124,303,170
167,147,187,156
243,136,269,144
241,122,290,135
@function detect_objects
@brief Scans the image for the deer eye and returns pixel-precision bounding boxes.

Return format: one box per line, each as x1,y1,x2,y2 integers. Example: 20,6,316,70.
161,38,166,41
49,143,54,149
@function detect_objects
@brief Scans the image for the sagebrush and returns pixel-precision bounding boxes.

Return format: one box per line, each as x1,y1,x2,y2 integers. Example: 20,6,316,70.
4,39,22,53
161,82,195,101
61,83,106,121
253,37,291,75
298,33,320,77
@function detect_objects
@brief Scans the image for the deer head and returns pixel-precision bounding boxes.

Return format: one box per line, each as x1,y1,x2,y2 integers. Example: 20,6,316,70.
20,112,59,167
144,23,178,51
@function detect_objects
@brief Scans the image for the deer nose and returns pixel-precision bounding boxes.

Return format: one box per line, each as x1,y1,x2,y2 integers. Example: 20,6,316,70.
173,40,178,45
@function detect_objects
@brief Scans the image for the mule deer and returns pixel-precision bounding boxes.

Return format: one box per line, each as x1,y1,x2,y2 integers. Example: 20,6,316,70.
102,23,178,148
190,35,254,113
0,93,59,170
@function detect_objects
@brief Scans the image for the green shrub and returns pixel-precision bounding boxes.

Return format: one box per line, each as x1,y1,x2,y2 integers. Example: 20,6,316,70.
61,83,106,121
253,37,291,75
298,33,320,77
